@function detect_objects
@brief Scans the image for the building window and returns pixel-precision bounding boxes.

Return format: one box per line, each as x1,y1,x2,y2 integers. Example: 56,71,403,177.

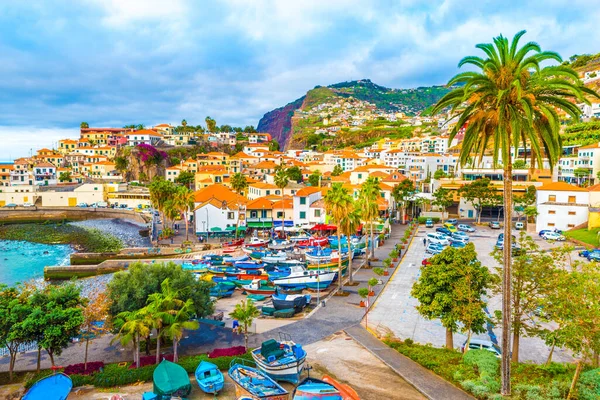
548,210,556,215
300,211,306,219
548,195,556,202
568,211,576,216
548,222,555,227
314,209,321,217
277,211,283,218
300,197,306,205
250,211,257,218
227,212,234,219
567,224,575,228
568,196,576,204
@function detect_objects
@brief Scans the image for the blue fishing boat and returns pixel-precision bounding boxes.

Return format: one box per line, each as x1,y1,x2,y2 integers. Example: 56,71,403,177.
271,266,336,290
293,377,343,400
271,293,312,312
195,360,224,394
209,282,236,298
234,260,266,270
223,254,249,263
228,359,288,400
251,334,307,384
23,373,72,400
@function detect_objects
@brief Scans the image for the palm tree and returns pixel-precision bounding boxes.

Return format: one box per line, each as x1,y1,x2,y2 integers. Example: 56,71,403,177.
181,119,187,128
324,183,354,292
136,124,145,130
80,122,89,129
274,169,289,236
230,173,248,239
173,185,195,242
431,30,596,395
149,178,176,225
358,177,381,264
161,299,199,362
145,279,184,365
229,299,260,350
338,207,362,285
113,310,150,368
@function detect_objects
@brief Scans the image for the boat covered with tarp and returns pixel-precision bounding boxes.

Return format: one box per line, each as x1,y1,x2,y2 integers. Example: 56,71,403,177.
152,359,192,398
23,372,72,400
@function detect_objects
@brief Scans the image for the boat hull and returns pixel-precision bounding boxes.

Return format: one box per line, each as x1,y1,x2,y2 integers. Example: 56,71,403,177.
272,272,336,290
195,361,224,394
251,352,306,384
23,372,72,400
229,364,288,400
292,377,343,400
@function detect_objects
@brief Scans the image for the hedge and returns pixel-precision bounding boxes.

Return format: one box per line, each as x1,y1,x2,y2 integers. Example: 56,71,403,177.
25,351,253,389
417,216,440,224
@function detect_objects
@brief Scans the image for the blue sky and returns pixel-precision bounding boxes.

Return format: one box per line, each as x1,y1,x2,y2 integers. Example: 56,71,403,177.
0,0,598,159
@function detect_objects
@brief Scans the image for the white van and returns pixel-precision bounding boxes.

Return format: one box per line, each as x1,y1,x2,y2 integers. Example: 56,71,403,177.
426,233,450,246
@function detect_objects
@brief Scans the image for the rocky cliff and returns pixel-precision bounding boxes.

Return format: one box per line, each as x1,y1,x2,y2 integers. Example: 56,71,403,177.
257,96,305,149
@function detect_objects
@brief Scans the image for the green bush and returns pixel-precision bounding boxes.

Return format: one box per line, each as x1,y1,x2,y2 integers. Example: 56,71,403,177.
461,350,500,395
579,368,600,400
417,216,440,224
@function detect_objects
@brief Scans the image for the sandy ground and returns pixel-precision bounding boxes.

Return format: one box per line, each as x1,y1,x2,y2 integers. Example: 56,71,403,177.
0,333,426,400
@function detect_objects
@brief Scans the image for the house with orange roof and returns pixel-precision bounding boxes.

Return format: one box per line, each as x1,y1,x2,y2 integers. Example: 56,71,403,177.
349,165,394,185
126,130,163,146
0,163,12,187
90,160,117,178
293,186,323,227
165,165,182,183
247,182,281,200
10,159,33,186
193,184,248,234
536,181,589,232
323,149,365,172
229,151,259,173
195,165,228,188
197,152,230,167
243,143,270,156
153,124,175,137
33,162,57,186
245,197,274,229
248,133,272,144
58,139,78,155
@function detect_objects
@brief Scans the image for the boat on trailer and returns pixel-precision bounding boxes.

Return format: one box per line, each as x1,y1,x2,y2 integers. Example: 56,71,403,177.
242,279,277,295
251,333,307,384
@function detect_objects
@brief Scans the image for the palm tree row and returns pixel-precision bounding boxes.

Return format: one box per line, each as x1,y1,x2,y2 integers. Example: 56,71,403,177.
149,178,195,242
113,279,199,367
432,30,598,395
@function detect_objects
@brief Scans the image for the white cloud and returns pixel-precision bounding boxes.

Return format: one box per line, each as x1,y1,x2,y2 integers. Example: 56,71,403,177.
87,0,188,27
0,127,79,161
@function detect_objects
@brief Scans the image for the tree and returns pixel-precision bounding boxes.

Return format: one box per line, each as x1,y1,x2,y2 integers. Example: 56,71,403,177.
574,167,591,185
337,205,361,286
514,185,536,222
113,309,150,368
324,183,355,292
308,170,322,187
331,164,343,176
229,299,260,350
0,285,32,381
80,291,110,371
149,177,177,223
492,233,559,362
172,185,195,242
358,177,381,263
433,169,447,180
285,166,303,182
544,263,600,399
80,122,89,129
458,178,495,224
391,178,415,223
115,156,129,177
230,172,248,195
136,124,145,130
145,279,183,365
205,116,217,132
432,187,453,223
411,243,492,350
512,159,527,169
181,119,187,128
107,262,213,320
269,140,280,152
174,171,195,188
274,169,289,235
432,30,596,395
58,171,71,182
244,125,256,133
161,298,199,362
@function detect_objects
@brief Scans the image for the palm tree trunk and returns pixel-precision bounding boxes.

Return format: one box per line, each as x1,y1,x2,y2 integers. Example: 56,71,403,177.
370,219,374,263
501,162,513,396
156,328,161,365
337,237,343,293
173,338,179,363
512,329,519,363
47,349,55,367
281,192,285,238
184,209,190,242
84,338,90,372
348,239,354,285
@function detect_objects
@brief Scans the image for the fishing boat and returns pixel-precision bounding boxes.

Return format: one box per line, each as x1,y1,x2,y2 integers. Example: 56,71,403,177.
223,254,250,263
226,270,270,281
210,282,236,298
235,260,266,270
292,377,343,400
306,259,349,274
228,359,288,400
245,237,270,248
251,334,306,384
195,360,224,394
23,373,73,400
296,237,329,248
262,252,289,264
223,238,245,248
271,266,336,290
322,375,360,400
305,248,350,264
271,293,312,312
242,279,277,295
268,240,295,251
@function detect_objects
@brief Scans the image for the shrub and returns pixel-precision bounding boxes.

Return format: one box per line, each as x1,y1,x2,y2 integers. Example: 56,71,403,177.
461,350,500,395
368,278,378,288
132,354,174,369
358,288,369,298
64,361,104,375
389,249,399,259
418,216,440,224
208,346,246,359
579,368,600,400
373,267,385,276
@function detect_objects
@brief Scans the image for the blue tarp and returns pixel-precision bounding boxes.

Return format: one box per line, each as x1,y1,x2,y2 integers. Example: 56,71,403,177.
273,220,294,227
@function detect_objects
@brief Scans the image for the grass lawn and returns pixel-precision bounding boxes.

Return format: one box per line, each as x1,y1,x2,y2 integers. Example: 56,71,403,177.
564,227,600,246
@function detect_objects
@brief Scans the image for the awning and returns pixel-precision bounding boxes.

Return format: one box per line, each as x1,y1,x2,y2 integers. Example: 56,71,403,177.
210,227,222,232
247,221,273,228
226,226,247,231
273,220,294,227
311,224,337,231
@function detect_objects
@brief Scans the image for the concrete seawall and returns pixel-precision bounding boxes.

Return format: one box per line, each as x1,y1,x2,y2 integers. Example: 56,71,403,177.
0,207,150,224
44,259,130,279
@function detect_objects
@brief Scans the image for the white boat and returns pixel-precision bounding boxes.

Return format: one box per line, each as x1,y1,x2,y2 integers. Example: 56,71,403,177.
304,249,351,264
271,266,337,290
251,334,306,384
262,251,289,264
268,240,295,251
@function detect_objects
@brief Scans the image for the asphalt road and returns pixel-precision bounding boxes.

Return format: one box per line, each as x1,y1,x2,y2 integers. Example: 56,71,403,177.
368,224,574,364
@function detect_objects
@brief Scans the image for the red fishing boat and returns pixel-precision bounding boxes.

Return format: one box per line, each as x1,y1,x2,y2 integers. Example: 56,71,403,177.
297,237,329,248
223,238,245,248
244,237,270,248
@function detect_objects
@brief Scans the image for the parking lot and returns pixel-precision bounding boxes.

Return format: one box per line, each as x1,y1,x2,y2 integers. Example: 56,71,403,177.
368,222,574,363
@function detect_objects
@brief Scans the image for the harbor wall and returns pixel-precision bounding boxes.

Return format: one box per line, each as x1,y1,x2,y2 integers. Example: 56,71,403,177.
44,259,129,280
0,207,149,224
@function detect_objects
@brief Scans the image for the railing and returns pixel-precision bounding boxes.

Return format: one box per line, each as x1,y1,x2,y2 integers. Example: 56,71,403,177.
0,341,38,357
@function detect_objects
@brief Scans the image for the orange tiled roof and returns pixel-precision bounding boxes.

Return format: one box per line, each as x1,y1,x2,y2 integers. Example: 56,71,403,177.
538,181,587,192
246,197,273,209
194,183,247,204
295,186,321,196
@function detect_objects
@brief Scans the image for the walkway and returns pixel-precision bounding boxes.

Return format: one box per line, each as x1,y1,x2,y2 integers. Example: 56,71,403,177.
345,325,474,400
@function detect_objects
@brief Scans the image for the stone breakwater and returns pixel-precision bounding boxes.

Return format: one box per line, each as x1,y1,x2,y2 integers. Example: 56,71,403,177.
71,218,151,248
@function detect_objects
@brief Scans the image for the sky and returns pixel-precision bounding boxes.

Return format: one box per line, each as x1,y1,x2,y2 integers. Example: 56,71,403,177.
0,0,598,159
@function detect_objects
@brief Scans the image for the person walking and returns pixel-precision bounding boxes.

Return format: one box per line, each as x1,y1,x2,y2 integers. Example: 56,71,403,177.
423,237,427,247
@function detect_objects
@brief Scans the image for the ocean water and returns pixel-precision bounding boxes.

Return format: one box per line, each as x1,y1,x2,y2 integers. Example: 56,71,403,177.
0,240,73,285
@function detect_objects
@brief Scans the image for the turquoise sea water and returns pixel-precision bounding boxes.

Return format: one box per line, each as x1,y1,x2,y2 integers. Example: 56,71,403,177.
0,240,73,285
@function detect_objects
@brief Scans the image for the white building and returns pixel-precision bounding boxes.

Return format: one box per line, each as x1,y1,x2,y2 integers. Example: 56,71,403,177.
194,198,241,234
292,187,322,227
126,130,163,146
536,181,589,232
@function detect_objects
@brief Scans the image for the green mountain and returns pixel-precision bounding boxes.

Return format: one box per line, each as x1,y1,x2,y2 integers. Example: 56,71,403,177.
257,79,450,149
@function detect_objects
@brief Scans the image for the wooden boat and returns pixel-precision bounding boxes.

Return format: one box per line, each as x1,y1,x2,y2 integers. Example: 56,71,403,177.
195,360,224,394
235,260,266,271
271,293,312,312
242,279,276,295
268,240,295,251
271,266,336,290
23,373,72,400
245,237,270,248
296,237,329,248
223,238,245,248
305,249,350,264
209,282,236,298
228,359,288,400
322,375,360,400
251,334,306,384
223,254,250,263
293,377,343,399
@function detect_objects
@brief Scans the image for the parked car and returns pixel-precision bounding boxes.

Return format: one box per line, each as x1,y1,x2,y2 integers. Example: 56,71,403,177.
588,252,600,262
515,221,524,230
450,241,467,248
436,227,453,236
76,202,88,207
443,223,458,233
3,203,17,208
446,218,458,225
425,219,434,228
579,249,600,258
452,231,470,241
426,233,450,246
96,201,108,208
539,229,562,237
425,242,444,255
489,221,501,229
421,258,431,266
22,202,34,207
541,231,566,241
462,339,502,358
457,223,476,233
